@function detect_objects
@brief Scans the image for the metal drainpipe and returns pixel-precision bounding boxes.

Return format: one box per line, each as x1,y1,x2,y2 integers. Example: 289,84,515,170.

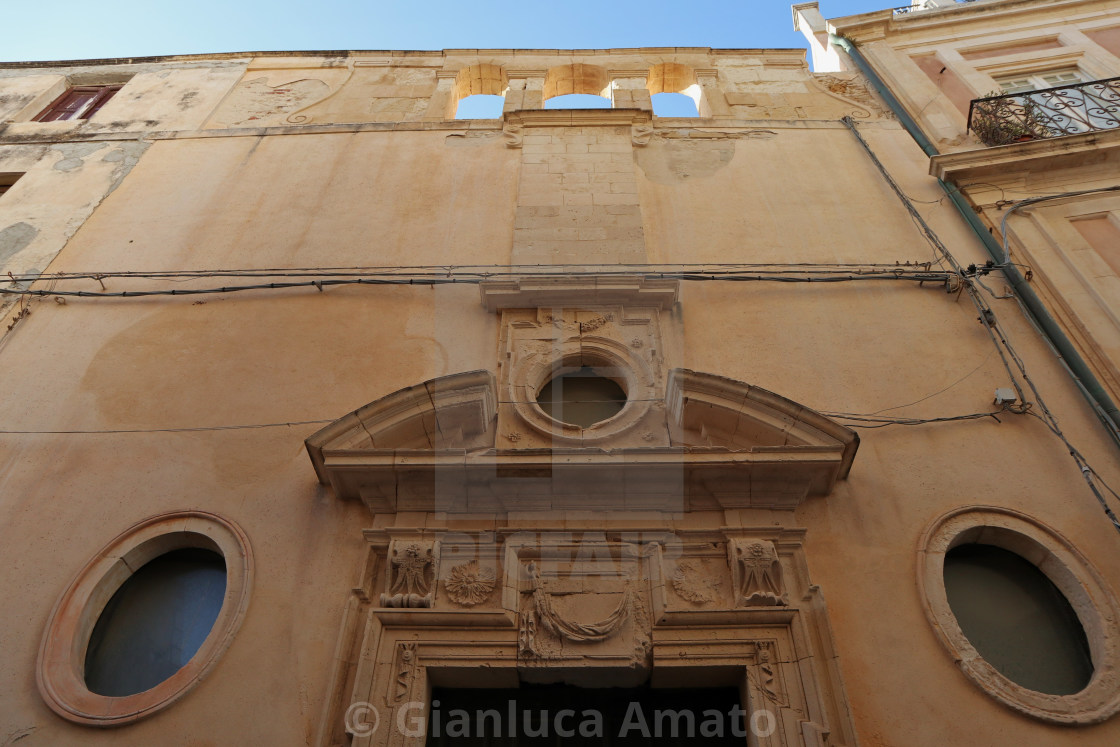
829,33,1120,445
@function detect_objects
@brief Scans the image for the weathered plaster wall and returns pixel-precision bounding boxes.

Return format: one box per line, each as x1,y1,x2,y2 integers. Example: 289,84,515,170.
0,61,248,130
0,140,150,295
0,74,65,122
0,60,250,327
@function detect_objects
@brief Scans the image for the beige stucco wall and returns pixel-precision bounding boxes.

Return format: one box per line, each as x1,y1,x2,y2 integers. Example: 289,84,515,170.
1,44,1120,746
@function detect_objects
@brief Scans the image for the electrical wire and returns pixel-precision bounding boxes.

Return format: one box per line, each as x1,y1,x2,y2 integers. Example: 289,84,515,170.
997,186,1120,265
0,419,333,434
4,261,944,279
0,410,1005,435
821,410,1003,428
843,117,960,274
0,269,958,299
869,347,996,414
844,117,1120,534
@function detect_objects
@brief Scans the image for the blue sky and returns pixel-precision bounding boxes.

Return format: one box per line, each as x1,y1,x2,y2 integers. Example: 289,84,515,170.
4,1,891,63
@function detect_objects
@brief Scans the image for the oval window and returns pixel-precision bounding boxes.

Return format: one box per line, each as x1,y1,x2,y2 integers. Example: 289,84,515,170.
944,543,1093,695
84,548,227,697
537,367,626,428
38,511,252,726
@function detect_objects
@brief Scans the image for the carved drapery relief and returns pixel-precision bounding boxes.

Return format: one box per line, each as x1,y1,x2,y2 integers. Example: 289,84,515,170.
443,561,496,607
729,538,788,607
380,541,435,608
518,561,633,657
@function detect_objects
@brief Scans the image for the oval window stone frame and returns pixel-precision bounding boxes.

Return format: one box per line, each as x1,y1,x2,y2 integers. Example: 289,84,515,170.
918,506,1120,724
37,511,253,727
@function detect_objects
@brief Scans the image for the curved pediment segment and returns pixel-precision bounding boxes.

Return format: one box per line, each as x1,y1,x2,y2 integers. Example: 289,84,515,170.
307,368,856,509
305,370,496,484
666,368,858,480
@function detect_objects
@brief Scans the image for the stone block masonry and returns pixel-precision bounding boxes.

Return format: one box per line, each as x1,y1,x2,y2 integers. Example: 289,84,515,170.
513,126,646,265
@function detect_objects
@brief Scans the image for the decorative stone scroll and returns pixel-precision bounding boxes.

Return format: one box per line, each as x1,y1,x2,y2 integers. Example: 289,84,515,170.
729,538,788,607
631,122,653,146
380,541,435,608
503,122,524,148
755,640,786,707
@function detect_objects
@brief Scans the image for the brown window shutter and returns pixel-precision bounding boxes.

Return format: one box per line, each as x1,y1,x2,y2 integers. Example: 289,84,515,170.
86,85,123,119
34,85,122,122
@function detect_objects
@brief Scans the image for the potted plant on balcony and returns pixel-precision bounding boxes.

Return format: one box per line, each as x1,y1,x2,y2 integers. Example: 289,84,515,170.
970,91,1051,146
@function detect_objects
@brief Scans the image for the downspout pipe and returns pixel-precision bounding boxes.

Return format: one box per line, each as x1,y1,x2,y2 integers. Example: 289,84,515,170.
829,33,1120,444
829,35,938,157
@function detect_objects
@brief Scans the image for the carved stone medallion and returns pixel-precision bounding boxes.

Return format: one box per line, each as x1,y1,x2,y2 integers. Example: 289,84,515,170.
443,561,496,607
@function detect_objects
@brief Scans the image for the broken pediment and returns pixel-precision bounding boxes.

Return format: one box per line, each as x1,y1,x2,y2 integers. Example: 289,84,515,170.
666,368,858,471
304,369,497,485
305,368,857,512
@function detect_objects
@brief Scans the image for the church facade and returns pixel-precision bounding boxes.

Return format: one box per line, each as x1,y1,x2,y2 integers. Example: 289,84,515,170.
2,1,1120,744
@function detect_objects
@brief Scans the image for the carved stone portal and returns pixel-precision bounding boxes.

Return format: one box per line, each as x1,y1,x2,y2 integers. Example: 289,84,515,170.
729,538,788,607
322,528,857,747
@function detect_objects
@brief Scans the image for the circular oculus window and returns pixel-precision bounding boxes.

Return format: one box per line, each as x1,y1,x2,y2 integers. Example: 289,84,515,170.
37,511,253,726
511,342,656,445
536,366,628,428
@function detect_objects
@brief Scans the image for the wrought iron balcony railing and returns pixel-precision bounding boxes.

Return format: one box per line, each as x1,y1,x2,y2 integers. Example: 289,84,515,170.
893,0,979,15
968,77,1120,146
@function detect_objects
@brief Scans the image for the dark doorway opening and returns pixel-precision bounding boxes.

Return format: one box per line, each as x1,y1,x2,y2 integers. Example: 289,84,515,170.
426,684,746,745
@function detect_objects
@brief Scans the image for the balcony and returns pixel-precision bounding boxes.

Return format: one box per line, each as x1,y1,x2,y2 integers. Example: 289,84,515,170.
892,0,980,15
968,77,1120,146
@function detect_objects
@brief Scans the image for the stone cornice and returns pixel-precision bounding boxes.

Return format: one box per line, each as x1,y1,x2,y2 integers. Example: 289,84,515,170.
0,116,896,147
930,128,1120,183
830,0,1113,45
478,276,679,311
0,46,791,71
502,107,652,128
306,368,858,513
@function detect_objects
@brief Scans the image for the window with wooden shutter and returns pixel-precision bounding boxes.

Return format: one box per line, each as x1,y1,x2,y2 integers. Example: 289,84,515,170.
34,85,122,122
